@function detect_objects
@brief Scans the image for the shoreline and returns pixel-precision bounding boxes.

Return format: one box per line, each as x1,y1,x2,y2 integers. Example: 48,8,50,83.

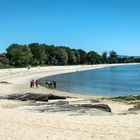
0,63,133,96
31,63,140,98
0,63,139,98
0,63,140,140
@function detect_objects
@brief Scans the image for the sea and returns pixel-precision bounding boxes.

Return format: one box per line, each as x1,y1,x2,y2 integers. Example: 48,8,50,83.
39,64,140,97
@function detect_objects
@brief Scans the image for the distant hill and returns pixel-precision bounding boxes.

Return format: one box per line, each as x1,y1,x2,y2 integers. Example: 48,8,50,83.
118,55,140,59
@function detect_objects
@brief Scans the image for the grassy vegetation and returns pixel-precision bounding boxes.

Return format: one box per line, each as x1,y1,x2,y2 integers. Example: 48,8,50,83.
102,95,140,103
0,64,14,69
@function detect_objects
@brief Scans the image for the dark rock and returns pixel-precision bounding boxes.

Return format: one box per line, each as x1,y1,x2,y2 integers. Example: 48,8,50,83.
90,99,100,103
47,94,66,100
0,81,11,84
128,103,140,111
0,93,67,102
33,103,111,113
78,104,111,112
47,101,69,105
0,93,111,113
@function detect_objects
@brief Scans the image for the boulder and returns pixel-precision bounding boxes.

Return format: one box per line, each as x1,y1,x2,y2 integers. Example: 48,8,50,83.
34,103,111,113
47,101,69,105
0,93,67,102
78,104,111,112
128,103,140,111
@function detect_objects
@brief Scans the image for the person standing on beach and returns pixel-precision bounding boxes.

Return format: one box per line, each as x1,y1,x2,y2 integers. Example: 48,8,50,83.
35,80,38,88
30,79,35,88
53,80,56,89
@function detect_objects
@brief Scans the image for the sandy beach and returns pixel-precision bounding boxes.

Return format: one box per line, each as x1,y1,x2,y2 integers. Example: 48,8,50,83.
0,64,140,140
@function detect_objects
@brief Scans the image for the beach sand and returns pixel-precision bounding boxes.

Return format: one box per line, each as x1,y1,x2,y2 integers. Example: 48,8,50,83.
0,64,140,140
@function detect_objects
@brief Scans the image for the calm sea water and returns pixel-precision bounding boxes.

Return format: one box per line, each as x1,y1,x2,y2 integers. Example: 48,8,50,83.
39,64,140,97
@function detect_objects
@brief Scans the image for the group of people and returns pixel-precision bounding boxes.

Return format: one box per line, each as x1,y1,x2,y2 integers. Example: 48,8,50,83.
30,79,57,89
30,79,38,88
45,80,56,89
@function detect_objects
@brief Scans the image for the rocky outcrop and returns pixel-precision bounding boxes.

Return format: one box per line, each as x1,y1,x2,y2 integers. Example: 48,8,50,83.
0,93,67,102
0,81,11,84
0,93,111,113
77,104,111,112
108,95,140,102
90,99,100,103
34,103,111,113
47,101,69,105
128,103,140,111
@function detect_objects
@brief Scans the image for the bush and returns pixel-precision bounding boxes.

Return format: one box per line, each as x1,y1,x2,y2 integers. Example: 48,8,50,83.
0,64,14,69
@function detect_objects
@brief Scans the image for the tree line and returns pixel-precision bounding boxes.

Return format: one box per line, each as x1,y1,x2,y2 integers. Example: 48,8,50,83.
0,43,139,68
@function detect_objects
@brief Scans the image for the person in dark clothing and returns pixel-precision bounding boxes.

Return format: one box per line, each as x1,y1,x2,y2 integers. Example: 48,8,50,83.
30,80,32,88
45,80,49,88
30,79,35,88
35,80,38,88
53,80,56,89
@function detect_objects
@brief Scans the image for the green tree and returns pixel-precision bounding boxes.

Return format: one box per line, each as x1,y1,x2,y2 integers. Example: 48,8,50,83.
19,46,33,66
61,47,76,65
0,53,9,65
28,43,46,65
126,57,135,63
102,51,108,64
55,48,68,65
6,44,23,66
87,51,101,64
109,50,118,63
6,44,32,66
45,45,57,65
73,49,81,64
77,49,87,64
67,49,76,64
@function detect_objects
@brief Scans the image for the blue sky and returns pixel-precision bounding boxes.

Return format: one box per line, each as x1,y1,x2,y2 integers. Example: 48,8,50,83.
0,0,140,56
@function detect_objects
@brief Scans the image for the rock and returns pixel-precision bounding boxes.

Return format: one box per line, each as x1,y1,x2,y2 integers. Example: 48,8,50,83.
47,94,66,100
0,81,11,84
93,104,111,112
128,103,140,111
78,104,111,112
90,99,100,103
0,93,67,102
0,93,111,113
33,103,111,113
47,101,69,105
108,95,140,102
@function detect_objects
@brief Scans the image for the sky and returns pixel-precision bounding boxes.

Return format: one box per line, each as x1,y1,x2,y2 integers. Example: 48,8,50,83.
0,0,140,56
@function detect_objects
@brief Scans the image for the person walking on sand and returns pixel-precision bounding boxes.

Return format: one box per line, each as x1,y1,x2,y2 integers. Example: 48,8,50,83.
35,80,38,88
